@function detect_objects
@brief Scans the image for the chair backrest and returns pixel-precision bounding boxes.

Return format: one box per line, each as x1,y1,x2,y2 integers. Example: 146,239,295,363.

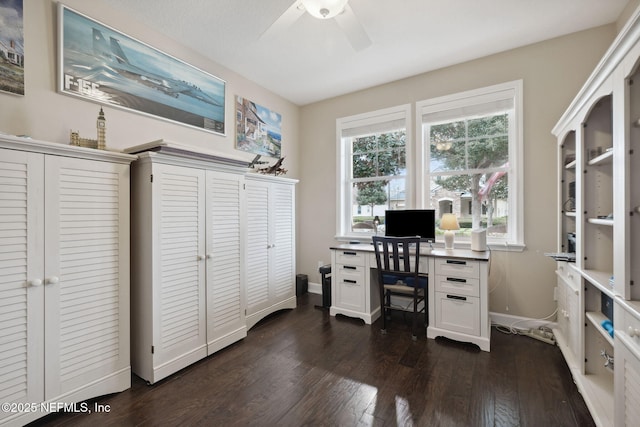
372,236,421,283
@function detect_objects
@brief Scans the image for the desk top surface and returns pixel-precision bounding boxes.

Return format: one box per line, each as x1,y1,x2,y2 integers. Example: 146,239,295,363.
330,243,490,262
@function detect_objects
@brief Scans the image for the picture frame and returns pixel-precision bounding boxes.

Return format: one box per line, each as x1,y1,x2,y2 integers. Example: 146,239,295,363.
0,0,25,96
58,4,226,135
235,95,282,157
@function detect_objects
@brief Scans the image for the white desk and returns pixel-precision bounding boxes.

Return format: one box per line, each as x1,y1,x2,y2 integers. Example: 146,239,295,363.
330,244,491,351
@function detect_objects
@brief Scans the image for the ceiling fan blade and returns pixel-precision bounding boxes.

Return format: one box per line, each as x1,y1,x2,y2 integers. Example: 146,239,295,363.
334,4,372,51
261,1,305,40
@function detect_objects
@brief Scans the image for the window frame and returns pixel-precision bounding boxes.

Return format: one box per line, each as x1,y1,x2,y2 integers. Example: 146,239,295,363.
336,104,412,241
415,80,524,250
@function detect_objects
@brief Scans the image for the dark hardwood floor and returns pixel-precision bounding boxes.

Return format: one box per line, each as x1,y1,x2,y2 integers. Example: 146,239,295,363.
32,293,594,427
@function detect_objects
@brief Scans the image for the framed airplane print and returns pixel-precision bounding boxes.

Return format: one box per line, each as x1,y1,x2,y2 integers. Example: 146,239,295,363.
58,4,226,135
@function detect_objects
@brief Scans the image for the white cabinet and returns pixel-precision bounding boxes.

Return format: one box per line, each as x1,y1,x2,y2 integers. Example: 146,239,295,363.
429,257,490,351
552,6,640,425
332,249,367,316
130,150,247,384
245,174,297,329
615,301,640,426
554,262,582,363
0,135,133,426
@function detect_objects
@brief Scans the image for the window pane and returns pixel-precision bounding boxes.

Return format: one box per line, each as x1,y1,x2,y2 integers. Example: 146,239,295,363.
468,135,509,168
351,178,406,233
428,172,508,239
352,131,407,179
430,139,466,172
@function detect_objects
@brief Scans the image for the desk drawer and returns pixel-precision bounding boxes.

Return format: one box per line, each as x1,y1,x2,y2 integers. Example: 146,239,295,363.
435,291,480,336
434,275,480,298
335,265,366,312
435,258,479,279
335,249,366,266
336,264,365,283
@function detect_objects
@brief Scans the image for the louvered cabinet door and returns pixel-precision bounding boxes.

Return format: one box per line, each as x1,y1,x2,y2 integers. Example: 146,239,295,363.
245,179,270,316
205,171,246,352
271,182,295,300
0,149,45,422
42,155,130,399
152,165,207,368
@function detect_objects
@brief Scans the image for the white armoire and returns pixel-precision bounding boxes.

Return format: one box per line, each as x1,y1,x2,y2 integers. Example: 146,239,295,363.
244,173,298,329
128,143,249,384
0,135,134,426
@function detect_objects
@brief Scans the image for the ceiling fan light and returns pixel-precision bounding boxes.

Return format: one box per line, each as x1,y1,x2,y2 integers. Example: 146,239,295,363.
301,0,349,19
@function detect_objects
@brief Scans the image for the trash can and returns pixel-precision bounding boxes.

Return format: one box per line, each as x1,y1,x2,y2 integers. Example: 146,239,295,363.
296,274,308,296
319,264,332,308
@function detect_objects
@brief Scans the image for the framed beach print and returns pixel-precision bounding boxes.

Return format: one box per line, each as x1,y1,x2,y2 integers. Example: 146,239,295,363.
0,0,25,95
235,95,282,157
58,4,226,135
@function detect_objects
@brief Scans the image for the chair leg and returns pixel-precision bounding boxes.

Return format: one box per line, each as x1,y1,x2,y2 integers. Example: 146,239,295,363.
411,288,420,340
380,286,387,334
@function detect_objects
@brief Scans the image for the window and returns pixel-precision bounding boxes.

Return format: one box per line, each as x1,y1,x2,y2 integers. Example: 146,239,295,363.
416,81,523,248
336,105,411,239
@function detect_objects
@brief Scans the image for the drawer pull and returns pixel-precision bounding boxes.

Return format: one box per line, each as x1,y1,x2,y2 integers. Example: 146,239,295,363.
446,260,467,265
344,279,358,284
447,277,467,283
446,294,467,301
343,265,356,270
343,251,357,256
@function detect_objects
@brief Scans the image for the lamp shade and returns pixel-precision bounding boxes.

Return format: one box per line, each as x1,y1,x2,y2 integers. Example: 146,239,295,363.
440,213,460,231
301,0,349,19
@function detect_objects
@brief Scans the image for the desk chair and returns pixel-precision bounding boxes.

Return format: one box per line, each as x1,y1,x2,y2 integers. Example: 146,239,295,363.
372,236,428,340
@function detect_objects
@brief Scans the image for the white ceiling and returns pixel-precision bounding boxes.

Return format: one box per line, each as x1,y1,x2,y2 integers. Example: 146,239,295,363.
102,0,630,106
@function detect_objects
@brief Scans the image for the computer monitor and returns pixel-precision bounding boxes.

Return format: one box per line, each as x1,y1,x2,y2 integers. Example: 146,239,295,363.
384,209,436,243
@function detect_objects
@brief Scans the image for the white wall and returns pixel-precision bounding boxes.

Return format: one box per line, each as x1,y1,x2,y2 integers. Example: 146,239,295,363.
1,0,623,321
297,25,617,320
0,0,299,173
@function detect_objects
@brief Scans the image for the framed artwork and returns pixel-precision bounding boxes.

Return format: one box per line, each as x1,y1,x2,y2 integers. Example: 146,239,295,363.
58,4,226,135
235,96,282,157
0,0,24,96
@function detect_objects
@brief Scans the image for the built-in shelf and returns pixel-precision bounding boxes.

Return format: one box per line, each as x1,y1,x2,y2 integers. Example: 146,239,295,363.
566,211,577,217
581,269,615,297
565,159,577,169
587,217,614,226
585,311,614,346
587,149,613,166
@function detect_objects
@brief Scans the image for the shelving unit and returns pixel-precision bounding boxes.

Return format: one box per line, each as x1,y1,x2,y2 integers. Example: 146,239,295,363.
552,5,640,425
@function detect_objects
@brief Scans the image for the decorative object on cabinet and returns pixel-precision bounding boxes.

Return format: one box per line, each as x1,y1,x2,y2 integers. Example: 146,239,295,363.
257,156,287,175
235,95,282,157
0,0,24,95
58,4,226,135
0,134,135,426
440,213,460,249
70,107,107,149
551,5,640,425
127,141,248,384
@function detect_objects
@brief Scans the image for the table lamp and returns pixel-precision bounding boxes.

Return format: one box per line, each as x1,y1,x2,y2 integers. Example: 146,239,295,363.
440,213,460,249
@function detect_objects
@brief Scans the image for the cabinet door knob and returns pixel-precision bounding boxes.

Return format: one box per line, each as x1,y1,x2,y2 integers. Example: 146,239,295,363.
628,326,640,337
198,255,205,261
46,277,59,285
28,279,43,287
